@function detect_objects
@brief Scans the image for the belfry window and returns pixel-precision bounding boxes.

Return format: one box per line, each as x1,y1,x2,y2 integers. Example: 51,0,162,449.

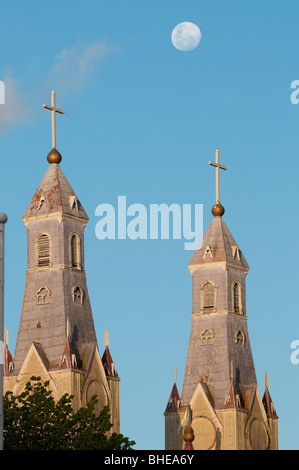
233,282,242,314
70,234,80,269
37,234,51,267
201,281,216,313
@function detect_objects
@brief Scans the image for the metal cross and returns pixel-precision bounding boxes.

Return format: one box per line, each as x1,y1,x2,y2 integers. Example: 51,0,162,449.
42,91,65,149
208,148,228,203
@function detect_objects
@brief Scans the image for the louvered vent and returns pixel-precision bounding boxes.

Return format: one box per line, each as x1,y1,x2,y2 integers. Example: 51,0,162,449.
71,234,79,268
37,234,50,267
233,283,240,313
202,282,215,312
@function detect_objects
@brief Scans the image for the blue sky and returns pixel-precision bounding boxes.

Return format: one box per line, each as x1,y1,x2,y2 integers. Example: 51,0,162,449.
0,0,298,450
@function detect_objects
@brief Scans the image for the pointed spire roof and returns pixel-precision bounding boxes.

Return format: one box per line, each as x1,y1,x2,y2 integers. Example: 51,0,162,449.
262,372,278,418
102,346,118,378
22,162,88,222
263,387,277,418
101,329,118,378
188,214,249,272
4,344,14,376
3,327,14,376
164,382,181,414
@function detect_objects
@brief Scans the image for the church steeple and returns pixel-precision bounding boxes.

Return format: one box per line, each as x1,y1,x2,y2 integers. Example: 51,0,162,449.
181,192,255,411
12,92,96,372
164,148,278,450
4,92,121,434
14,155,94,370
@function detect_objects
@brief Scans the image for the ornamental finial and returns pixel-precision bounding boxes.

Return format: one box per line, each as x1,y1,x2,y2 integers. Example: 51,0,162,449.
104,328,110,347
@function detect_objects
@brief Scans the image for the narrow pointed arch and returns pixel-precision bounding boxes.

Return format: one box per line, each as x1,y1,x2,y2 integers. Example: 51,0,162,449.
36,233,51,268
200,280,217,314
69,232,81,269
232,281,243,314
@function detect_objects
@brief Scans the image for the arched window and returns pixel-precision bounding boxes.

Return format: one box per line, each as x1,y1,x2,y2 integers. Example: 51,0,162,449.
233,282,242,314
234,330,245,348
200,329,214,346
72,286,84,305
70,233,80,269
36,286,51,305
37,233,51,267
201,281,216,313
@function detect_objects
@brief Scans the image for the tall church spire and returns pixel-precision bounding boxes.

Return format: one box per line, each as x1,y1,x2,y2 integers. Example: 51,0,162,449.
164,148,278,450
4,92,121,434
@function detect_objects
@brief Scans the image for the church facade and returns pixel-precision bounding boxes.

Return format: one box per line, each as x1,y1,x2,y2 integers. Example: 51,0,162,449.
3,92,120,433
164,150,278,450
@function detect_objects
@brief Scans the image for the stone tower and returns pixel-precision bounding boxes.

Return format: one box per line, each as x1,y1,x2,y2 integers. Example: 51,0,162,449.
3,92,120,433
164,149,278,450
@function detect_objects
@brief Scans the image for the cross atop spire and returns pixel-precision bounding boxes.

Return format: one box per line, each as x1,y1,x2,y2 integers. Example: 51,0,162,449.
43,91,65,150
208,148,228,204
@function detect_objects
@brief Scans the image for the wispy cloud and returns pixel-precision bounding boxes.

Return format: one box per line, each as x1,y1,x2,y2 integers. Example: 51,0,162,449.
0,39,117,132
49,40,117,94
0,74,34,132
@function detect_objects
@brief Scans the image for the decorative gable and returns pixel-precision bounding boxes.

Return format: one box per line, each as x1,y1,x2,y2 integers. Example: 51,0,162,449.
59,337,78,370
37,193,48,211
224,379,242,409
13,342,57,397
203,245,214,260
231,245,241,260
69,195,80,211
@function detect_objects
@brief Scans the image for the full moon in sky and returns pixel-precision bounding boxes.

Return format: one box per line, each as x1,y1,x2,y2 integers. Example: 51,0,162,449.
171,22,201,52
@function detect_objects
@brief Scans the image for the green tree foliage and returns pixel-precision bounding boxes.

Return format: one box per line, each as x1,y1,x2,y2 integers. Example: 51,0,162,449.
3,376,135,450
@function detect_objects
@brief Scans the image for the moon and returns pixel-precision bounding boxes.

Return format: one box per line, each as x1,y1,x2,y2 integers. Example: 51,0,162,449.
171,22,201,52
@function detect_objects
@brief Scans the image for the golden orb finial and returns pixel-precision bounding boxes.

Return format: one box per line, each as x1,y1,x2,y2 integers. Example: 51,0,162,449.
47,148,62,164
183,424,195,443
211,201,225,217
